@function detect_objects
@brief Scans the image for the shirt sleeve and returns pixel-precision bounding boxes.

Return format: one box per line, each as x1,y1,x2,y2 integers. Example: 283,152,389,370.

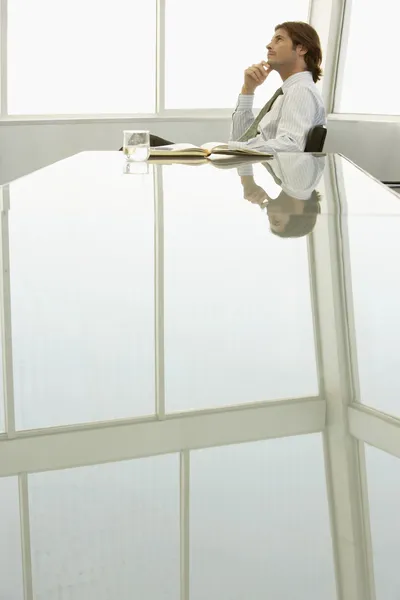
229,94,256,141
236,163,255,177
228,86,318,153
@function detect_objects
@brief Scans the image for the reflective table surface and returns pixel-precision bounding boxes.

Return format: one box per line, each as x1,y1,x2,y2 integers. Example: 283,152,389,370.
1,151,400,600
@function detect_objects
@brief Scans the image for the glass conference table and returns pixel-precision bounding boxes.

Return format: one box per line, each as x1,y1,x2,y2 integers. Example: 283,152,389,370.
1,151,400,600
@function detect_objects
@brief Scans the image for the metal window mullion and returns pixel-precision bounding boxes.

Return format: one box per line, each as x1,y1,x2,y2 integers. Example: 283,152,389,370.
307,0,313,26
319,0,347,113
332,153,361,405
156,0,166,114
0,185,15,436
356,441,376,599
333,153,376,598
180,449,190,600
308,154,375,600
153,164,165,419
0,0,8,116
330,0,352,113
18,473,34,600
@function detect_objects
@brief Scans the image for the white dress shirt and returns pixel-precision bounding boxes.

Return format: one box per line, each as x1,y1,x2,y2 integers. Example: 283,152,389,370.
229,71,326,153
264,153,326,199
237,153,326,199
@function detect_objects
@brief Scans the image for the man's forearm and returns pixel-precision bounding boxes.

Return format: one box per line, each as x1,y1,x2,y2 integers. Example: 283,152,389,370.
230,94,256,141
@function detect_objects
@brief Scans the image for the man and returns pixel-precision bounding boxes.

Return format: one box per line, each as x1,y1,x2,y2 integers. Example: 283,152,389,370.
229,21,326,153
120,22,325,151
239,153,326,238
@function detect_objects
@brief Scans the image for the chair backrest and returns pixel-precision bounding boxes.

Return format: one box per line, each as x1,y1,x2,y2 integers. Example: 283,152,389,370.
304,126,327,152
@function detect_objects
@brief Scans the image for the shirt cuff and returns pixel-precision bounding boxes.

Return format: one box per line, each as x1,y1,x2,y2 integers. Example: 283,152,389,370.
237,164,255,177
236,94,255,109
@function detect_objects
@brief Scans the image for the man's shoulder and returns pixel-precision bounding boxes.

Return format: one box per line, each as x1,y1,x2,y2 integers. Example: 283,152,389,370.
285,80,321,95
284,80,324,104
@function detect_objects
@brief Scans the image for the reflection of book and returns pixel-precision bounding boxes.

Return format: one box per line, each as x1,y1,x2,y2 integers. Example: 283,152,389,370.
149,142,272,159
209,155,272,168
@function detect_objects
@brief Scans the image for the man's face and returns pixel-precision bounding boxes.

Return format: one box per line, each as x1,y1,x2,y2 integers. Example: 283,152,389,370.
266,28,299,69
267,194,305,233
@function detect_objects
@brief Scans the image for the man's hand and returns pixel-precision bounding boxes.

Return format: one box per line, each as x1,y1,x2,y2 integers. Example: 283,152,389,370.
241,61,272,94
240,176,268,205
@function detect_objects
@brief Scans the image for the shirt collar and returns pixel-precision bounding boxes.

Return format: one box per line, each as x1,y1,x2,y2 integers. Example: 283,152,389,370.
282,71,313,92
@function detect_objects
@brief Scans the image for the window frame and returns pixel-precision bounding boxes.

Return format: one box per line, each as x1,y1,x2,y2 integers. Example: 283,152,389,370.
332,0,400,117
0,0,323,122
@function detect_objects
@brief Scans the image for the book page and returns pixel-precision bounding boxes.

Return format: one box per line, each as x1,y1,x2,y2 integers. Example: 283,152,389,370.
200,142,227,151
151,143,200,152
200,142,272,157
150,143,209,157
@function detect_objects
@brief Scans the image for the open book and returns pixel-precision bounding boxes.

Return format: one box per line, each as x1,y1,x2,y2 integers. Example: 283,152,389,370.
149,142,272,159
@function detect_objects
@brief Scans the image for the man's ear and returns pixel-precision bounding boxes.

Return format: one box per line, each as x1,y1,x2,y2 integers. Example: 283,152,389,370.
296,44,307,57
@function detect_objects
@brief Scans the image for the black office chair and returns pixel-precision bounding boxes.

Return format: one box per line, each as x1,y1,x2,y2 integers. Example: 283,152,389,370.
304,126,327,152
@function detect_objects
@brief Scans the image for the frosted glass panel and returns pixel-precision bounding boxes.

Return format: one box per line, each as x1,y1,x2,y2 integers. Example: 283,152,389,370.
8,0,156,114
343,158,400,417
164,164,318,411
0,331,4,431
9,153,155,429
29,454,179,600
0,477,24,600
348,215,400,416
335,0,400,114
365,444,400,600
165,0,310,109
190,435,336,600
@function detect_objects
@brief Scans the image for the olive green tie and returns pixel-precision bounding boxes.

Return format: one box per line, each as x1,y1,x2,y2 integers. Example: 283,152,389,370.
238,87,284,142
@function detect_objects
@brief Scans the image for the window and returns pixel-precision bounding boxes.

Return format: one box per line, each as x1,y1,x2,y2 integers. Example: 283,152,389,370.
0,334,4,432
7,0,156,115
164,0,310,109
28,455,180,598
190,436,336,599
365,444,400,599
335,0,400,114
342,157,400,417
163,164,318,412
0,477,24,600
9,153,155,429
4,0,312,116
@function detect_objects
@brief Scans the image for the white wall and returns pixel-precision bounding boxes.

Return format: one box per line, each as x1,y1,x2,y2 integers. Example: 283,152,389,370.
1,117,400,185
0,119,231,185
324,119,400,182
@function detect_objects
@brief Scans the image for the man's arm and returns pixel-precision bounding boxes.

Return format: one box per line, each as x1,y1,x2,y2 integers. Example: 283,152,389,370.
229,93,257,141
229,86,318,153
230,62,272,141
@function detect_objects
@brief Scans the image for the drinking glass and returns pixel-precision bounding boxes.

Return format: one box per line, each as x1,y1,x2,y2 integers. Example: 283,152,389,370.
123,130,150,162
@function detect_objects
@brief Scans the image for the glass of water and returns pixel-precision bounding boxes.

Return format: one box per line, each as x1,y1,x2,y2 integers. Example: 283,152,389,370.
123,161,149,175
123,130,150,161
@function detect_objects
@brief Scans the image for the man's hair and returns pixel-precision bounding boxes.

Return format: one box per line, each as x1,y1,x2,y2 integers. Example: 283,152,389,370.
271,191,321,238
275,21,323,82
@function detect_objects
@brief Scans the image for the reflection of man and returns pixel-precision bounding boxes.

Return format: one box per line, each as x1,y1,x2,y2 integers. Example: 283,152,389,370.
239,153,325,238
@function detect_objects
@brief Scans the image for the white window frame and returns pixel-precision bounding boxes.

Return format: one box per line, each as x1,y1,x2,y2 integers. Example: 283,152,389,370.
331,0,400,120
0,0,336,124
3,0,396,124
